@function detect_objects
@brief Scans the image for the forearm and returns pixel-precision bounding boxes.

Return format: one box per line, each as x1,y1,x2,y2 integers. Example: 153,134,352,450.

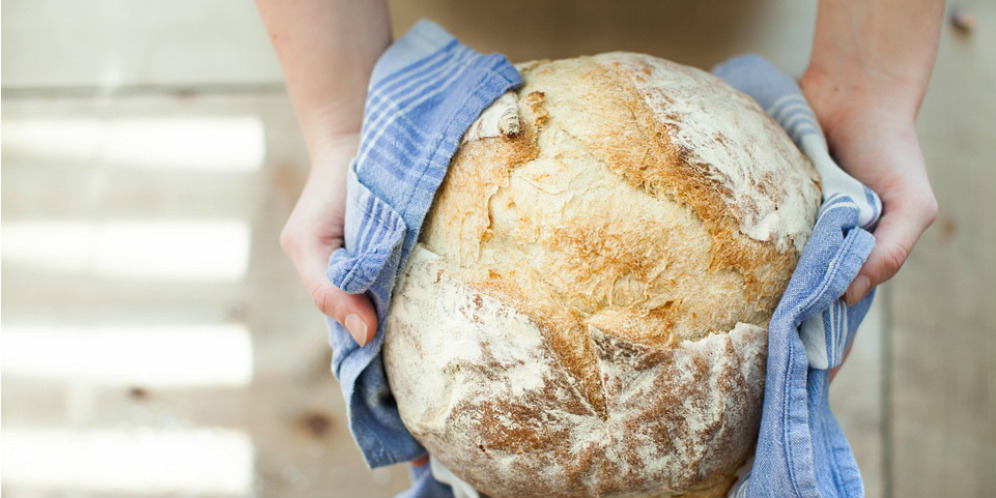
256,0,391,159
804,0,944,119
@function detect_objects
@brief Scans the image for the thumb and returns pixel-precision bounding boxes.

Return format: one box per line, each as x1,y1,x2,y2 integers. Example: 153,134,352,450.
283,233,379,346
310,274,379,347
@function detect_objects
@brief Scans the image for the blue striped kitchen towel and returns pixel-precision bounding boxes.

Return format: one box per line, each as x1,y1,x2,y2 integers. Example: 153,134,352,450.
713,55,882,498
323,19,521,472
324,20,882,497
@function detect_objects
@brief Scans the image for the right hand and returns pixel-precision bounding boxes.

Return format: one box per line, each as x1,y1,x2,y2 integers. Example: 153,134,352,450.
800,70,938,307
280,133,378,346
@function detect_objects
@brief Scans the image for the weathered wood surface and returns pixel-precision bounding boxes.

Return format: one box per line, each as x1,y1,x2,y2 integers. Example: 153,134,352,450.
889,2,996,496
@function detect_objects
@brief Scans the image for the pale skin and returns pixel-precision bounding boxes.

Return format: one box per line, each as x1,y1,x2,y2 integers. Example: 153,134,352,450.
257,0,942,451
256,0,389,346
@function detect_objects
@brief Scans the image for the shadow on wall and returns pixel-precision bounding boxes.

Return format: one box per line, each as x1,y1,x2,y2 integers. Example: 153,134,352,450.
390,0,770,68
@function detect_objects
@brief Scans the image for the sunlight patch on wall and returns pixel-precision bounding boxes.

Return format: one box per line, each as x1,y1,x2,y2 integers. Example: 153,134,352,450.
2,324,253,387
2,428,254,496
1,220,251,281
2,116,265,172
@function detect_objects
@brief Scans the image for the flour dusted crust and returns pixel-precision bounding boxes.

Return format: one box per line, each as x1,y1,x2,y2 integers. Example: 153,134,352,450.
386,249,766,498
384,53,820,498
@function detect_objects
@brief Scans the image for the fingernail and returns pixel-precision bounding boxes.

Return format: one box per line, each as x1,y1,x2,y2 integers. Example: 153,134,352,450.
845,275,871,306
344,314,369,346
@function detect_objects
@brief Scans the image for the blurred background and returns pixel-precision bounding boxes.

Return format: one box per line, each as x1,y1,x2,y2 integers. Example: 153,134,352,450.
1,1,993,497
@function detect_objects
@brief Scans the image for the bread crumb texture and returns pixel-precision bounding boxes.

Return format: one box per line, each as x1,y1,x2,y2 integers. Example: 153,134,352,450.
385,53,820,498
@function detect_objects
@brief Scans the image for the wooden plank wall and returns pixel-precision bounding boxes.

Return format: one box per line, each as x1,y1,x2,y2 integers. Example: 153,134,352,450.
889,1,996,496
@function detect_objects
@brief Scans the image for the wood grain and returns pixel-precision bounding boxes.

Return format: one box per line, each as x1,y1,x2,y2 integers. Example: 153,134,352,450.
889,2,996,496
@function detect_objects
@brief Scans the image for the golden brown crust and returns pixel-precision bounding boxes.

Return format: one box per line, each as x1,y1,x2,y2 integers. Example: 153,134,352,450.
421,55,817,410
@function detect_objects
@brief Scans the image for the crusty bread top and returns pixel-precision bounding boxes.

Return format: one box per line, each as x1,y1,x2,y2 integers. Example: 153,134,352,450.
591,53,820,253
420,53,819,417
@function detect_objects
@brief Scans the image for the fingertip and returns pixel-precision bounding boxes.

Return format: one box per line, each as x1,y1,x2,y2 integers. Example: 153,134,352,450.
337,292,378,346
344,313,371,346
310,283,378,346
844,274,871,306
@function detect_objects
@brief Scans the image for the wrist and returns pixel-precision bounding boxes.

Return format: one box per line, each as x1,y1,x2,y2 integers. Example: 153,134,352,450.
299,103,365,159
803,64,919,110
800,66,919,135
310,132,361,171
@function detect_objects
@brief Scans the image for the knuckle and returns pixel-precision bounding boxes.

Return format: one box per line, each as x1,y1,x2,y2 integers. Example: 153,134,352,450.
905,184,938,226
309,284,340,319
279,225,299,256
921,193,939,225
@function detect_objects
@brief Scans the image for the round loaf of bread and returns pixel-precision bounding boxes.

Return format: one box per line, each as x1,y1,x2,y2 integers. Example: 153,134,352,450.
383,53,821,498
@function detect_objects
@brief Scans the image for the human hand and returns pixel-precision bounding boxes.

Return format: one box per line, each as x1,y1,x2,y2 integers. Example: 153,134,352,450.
280,133,378,346
800,72,938,306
